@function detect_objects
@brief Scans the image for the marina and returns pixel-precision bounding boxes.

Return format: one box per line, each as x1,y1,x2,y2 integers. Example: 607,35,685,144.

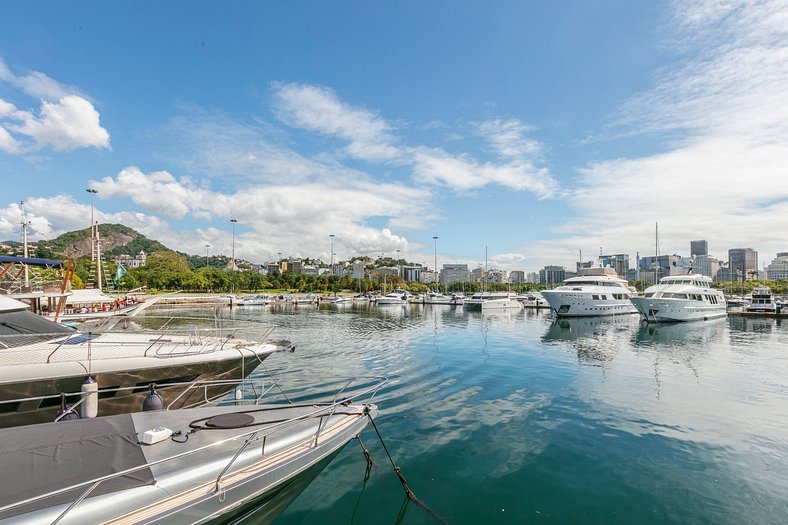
87,301,788,524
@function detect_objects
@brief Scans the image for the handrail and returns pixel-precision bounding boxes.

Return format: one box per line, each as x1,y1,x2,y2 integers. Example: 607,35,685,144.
0,376,387,519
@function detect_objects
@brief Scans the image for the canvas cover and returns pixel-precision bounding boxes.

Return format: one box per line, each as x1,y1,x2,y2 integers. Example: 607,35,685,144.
0,414,155,518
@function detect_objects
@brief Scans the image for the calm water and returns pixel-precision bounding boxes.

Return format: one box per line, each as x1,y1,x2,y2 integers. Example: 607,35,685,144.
148,304,788,524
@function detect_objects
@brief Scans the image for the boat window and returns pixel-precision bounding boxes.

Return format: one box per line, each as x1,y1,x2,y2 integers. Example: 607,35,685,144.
645,293,654,298
592,295,599,300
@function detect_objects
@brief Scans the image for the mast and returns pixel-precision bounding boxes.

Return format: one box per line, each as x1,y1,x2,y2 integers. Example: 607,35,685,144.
20,201,30,286
655,222,659,283
96,223,103,292
484,245,488,292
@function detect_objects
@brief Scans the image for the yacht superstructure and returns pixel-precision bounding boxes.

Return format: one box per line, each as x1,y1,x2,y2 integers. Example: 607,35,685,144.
541,268,638,317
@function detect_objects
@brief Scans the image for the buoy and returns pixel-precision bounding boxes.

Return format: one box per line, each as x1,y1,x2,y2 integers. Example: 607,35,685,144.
56,393,80,422
80,376,98,418
143,383,164,411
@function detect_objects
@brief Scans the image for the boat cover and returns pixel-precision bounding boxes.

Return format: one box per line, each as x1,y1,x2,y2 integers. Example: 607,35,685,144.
0,309,74,348
0,414,155,518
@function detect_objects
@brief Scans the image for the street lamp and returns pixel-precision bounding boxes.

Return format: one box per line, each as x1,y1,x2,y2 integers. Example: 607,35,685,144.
330,234,335,274
86,188,98,261
230,219,238,270
205,244,210,268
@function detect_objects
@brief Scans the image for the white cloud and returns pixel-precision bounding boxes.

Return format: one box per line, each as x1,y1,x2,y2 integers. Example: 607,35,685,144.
0,59,109,154
411,147,557,197
272,82,400,161
478,118,542,159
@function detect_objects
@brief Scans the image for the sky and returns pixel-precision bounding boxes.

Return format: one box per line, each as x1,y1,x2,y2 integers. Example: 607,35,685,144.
1,1,787,274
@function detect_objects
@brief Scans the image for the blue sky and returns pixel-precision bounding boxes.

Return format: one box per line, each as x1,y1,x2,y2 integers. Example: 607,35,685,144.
1,1,787,273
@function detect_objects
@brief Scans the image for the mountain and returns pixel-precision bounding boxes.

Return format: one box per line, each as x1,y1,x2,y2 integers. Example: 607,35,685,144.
40,224,171,260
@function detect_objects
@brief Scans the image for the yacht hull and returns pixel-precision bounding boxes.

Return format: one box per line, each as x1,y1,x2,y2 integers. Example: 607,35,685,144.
629,297,728,322
541,291,638,317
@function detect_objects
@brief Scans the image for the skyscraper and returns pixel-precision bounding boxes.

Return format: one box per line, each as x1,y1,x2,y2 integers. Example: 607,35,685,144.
728,248,758,281
690,240,708,257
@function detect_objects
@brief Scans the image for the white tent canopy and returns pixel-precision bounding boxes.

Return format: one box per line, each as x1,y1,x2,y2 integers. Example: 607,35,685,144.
65,289,117,305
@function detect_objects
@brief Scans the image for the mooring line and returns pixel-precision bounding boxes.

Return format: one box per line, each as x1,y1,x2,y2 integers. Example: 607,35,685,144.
366,411,449,524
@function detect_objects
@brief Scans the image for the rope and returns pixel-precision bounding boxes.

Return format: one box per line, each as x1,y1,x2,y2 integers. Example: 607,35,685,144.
366,413,448,524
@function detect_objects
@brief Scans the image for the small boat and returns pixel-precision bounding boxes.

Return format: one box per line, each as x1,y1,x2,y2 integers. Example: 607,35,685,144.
292,294,319,305
746,287,777,313
463,292,522,310
376,289,411,305
0,296,293,427
0,396,379,524
423,292,455,305
629,274,727,322
235,294,272,306
515,292,551,310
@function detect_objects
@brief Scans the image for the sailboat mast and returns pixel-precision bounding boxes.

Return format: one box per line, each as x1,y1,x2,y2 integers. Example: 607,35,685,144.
96,223,103,292
20,202,30,286
655,222,659,282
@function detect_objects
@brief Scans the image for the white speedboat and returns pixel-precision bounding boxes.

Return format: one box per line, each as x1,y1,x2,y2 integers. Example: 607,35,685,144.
629,274,727,322
515,292,551,309
0,296,292,427
235,294,272,306
0,397,378,524
463,292,522,310
376,289,411,305
746,287,777,313
423,292,455,305
541,269,638,317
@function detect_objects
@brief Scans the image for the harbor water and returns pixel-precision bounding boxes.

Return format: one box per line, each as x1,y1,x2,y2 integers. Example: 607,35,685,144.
146,303,788,524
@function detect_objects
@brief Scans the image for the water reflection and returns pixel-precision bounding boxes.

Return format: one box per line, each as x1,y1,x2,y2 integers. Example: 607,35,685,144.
633,318,727,348
542,315,639,363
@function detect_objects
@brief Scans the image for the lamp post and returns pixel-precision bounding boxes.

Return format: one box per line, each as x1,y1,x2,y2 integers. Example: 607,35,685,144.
230,219,238,270
329,234,335,275
86,188,98,261
433,236,438,288
205,244,210,268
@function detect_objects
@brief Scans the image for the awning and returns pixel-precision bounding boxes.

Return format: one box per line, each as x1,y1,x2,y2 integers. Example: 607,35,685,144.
0,256,64,269
66,289,117,305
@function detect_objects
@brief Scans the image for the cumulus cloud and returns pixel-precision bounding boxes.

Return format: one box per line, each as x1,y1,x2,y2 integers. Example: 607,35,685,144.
478,118,542,159
543,0,788,270
0,59,110,154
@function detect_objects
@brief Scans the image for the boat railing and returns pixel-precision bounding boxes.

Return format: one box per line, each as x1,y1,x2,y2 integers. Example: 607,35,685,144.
0,375,388,522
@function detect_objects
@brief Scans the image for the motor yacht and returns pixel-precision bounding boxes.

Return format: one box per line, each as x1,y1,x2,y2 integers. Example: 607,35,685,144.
235,294,272,306
629,274,727,322
515,292,551,309
746,287,778,313
376,289,411,305
463,292,522,310
0,296,293,427
423,291,455,305
540,268,638,317
0,391,379,525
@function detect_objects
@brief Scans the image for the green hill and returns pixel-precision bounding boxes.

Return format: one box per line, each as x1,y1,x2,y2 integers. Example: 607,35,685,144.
39,223,171,260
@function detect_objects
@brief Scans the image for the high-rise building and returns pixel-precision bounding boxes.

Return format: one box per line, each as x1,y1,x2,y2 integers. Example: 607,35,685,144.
509,270,525,284
766,252,788,280
691,240,708,257
599,254,629,277
441,264,470,284
351,261,366,279
401,266,422,282
693,254,721,279
540,266,565,285
728,248,758,281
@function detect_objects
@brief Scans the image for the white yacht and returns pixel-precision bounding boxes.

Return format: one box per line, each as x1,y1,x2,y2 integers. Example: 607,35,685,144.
0,296,293,427
376,289,411,305
463,292,522,310
423,291,455,305
629,274,727,322
235,294,272,306
541,268,638,317
746,287,777,313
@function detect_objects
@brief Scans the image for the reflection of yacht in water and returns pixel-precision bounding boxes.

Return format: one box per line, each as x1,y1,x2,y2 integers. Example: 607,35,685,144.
542,315,638,362
541,267,637,317
634,317,726,347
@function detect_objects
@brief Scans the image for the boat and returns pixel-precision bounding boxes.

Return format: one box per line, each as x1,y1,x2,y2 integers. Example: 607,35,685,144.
423,291,455,305
292,294,319,305
746,287,777,313
0,387,380,525
376,289,411,305
0,296,293,428
463,292,522,310
235,294,272,306
540,268,638,317
629,274,727,322
515,292,551,309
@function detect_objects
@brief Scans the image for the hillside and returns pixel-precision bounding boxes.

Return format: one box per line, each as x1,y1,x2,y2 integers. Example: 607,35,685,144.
40,223,171,260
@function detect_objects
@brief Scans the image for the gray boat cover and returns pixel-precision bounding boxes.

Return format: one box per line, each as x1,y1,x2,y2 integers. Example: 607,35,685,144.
0,414,155,518
0,309,74,348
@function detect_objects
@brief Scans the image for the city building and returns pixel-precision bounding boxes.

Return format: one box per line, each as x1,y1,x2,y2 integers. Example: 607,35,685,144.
599,254,630,276
728,248,758,281
419,270,438,284
440,264,470,284
693,254,722,279
539,266,565,285
401,266,422,282
691,240,708,257
484,269,506,284
526,272,540,284
283,258,302,274
766,252,788,280
351,261,366,280
266,263,280,274
509,270,525,284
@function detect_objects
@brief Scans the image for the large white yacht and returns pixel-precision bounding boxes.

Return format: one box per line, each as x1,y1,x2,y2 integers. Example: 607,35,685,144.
463,292,522,310
541,268,638,317
629,274,727,322
376,289,412,305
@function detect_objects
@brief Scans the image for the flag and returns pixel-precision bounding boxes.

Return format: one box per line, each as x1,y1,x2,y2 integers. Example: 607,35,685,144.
114,263,127,286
